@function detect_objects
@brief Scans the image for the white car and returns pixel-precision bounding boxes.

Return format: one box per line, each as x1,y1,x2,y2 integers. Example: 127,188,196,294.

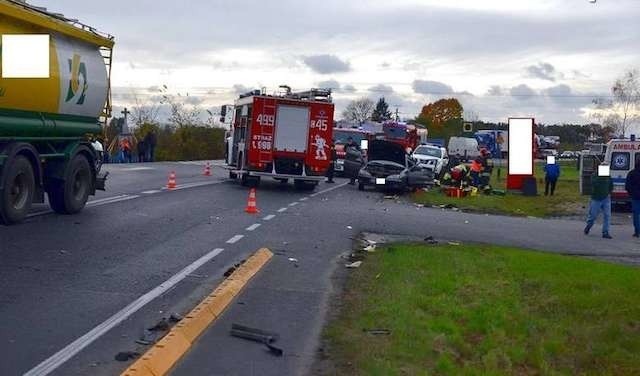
411,144,449,176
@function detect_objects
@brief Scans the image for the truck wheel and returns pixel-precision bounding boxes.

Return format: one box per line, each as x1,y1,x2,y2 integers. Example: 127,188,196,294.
48,154,92,214
229,171,237,179
0,156,35,225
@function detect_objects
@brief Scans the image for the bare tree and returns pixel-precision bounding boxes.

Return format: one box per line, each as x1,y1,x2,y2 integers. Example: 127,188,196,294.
592,69,640,137
342,97,375,125
130,86,163,126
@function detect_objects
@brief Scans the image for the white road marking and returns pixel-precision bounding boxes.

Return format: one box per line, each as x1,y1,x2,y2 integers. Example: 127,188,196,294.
246,223,261,231
87,195,129,205
141,190,161,195
263,214,276,221
310,181,349,197
165,180,224,191
121,167,155,171
277,207,288,213
288,202,298,207
87,195,140,207
226,234,244,244
23,248,225,376
299,197,308,201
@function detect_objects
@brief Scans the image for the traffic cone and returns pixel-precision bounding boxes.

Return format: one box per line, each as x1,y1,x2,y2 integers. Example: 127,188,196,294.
167,171,177,190
245,188,260,214
203,162,212,176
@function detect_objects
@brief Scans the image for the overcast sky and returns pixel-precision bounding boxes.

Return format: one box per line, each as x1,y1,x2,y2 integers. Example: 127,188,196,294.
39,0,640,125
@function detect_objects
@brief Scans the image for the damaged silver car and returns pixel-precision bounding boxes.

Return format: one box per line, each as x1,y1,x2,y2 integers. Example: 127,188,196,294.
344,140,435,191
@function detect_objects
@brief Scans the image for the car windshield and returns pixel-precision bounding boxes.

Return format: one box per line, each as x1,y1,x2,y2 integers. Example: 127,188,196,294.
414,146,441,158
334,130,366,144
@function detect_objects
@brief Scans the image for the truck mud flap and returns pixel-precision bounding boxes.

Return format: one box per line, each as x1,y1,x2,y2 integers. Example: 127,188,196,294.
95,171,109,191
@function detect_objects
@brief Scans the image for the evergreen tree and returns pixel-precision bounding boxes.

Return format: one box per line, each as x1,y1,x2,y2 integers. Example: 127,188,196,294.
372,97,392,122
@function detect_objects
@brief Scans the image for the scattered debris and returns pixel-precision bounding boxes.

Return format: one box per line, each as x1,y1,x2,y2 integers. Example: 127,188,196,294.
288,258,299,263
424,236,438,245
135,329,158,345
375,273,382,279
230,323,283,357
384,195,395,200
169,313,183,323
363,245,376,253
346,261,362,268
413,203,424,208
148,318,170,332
447,242,461,246
223,260,246,278
114,351,140,362
363,328,391,336
464,220,469,224
451,207,459,211
59,250,68,255
347,226,353,229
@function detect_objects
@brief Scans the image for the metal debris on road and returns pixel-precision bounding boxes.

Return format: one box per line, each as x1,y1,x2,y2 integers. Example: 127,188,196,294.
230,323,283,357
114,351,140,362
363,245,376,252
447,242,461,246
346,261,362,268
347,226,353,229
464,220,469,224
288,257,299,263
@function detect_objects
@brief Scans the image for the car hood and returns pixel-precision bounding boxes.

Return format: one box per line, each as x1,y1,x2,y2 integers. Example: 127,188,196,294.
368,140,407,165
413,154,439,161
361,160,406,178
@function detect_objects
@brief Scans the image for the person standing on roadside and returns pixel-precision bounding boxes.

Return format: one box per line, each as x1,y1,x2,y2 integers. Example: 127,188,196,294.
543,159,561,196
326,139,336,183
585,167,614,239
344,137,361,185
144,130,157,162
625,155,640,237
137,139,146,163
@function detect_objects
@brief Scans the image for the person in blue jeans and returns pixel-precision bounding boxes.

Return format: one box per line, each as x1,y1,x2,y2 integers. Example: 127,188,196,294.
625,157,640,237
544,160,561,196
584,170,614,239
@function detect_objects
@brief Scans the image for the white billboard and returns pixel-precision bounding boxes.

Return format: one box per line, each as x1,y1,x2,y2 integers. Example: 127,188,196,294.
508,118,534,175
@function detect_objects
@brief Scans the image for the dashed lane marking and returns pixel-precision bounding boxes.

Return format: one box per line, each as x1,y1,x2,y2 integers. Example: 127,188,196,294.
299,197,308,201
263,215,276,221
141,190,161,195
288,202,298,207
277,207,288,213
24,248,225,376
226,235,244,244
246,223,261,231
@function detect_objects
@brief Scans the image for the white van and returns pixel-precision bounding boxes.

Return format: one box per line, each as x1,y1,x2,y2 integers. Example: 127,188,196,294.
604,138,640,203
448,137,480,161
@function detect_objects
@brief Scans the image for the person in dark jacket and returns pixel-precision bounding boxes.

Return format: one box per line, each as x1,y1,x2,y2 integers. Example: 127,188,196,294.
585,168,614,239
625,156,640,237
137,140,146,163
344,137,361,185
144,131,157,162
543,160,561,196
326,139,336,183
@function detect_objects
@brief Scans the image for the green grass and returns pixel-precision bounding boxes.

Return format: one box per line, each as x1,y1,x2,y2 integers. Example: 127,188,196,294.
325,244,640,375
413,161,587,217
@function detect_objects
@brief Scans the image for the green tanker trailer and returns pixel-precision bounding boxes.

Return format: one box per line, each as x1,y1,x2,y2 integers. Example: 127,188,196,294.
0,0,114,224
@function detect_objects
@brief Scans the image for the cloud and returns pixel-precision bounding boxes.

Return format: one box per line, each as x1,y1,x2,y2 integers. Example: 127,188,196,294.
380,61,391,68
509,84,537,100
183,95,204,106
316,79,341,90
368,84,394,94
302,54,351,74
487,85,503,96
232,84,253,95
342,84,357,93
525,62,562,81
412,80,454,95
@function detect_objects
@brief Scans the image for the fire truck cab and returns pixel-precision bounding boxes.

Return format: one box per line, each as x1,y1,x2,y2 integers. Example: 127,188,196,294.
226,87,334,190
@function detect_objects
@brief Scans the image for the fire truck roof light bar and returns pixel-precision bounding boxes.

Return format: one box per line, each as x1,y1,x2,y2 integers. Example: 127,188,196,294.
238,87,333,103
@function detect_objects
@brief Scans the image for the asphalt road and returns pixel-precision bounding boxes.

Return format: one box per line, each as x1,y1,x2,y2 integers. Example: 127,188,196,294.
0,160,638,376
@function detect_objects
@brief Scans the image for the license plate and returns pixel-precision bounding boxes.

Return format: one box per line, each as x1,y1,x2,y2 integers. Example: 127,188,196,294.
376,178,386,185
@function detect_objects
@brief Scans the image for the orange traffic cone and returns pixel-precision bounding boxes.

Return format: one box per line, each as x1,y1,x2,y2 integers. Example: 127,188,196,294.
167,171,177,190
203,162,212,176
245,188,260,214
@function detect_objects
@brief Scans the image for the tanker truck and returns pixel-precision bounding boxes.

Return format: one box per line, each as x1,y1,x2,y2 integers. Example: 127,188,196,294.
0,0,114,224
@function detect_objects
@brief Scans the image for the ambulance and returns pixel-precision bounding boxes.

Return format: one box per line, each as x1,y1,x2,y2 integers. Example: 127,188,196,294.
604,137,640,203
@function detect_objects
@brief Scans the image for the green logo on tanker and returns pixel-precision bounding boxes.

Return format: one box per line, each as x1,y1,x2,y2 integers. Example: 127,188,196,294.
65,53,88,105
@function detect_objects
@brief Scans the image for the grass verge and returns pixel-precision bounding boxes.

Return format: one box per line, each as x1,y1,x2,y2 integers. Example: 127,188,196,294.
413,161,588,218
324,243,640,375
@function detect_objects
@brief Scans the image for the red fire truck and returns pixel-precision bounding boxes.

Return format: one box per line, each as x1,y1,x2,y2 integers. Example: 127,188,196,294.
226,87,334,190
382,121,420,152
